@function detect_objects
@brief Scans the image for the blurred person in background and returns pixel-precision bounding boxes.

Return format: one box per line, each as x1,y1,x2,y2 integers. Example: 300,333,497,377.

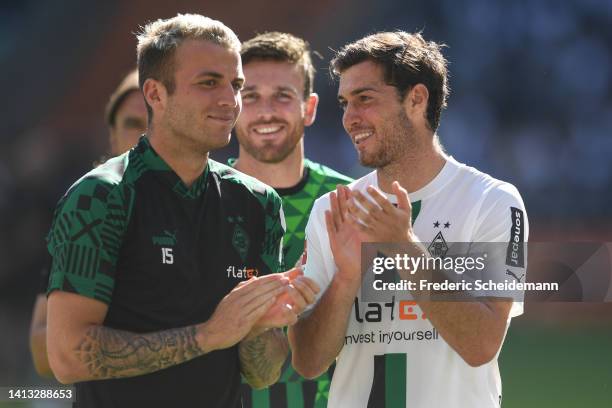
29,68,146,378
106,69,148,156
232,32,352,408
290,31,529,407
43,14,318,407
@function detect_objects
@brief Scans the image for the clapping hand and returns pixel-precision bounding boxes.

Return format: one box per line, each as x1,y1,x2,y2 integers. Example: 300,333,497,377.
347,181,415,243
254,267,320,331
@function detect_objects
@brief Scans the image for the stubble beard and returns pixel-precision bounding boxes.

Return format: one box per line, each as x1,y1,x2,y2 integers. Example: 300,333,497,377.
359,109,415,169
237,122,304,164
166,102,220,157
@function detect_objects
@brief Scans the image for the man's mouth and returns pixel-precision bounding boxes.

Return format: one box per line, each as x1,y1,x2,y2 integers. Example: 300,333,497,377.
209,115,235,124
252,124,284,135
352,130,374,145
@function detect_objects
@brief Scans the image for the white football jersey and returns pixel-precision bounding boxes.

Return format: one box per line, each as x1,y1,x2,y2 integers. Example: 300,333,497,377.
303,156,528,408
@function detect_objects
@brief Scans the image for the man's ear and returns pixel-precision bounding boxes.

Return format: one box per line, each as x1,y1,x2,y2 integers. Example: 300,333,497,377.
402,84,429,124
303,93,319,127
143,78,168,116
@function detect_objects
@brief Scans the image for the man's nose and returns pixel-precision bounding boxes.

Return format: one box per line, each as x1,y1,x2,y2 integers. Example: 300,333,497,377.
218,84,239,108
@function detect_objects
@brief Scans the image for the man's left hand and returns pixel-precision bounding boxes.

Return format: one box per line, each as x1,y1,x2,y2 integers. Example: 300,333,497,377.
348,181,416,243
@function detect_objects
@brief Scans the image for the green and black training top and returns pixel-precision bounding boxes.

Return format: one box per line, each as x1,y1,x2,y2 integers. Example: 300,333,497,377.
47,136,284,408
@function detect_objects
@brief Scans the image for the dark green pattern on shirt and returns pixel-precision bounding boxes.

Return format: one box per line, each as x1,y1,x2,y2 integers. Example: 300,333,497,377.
47,137,280,303
46,156,134,303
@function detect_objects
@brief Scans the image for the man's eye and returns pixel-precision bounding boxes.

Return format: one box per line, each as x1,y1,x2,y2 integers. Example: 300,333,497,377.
200,80,216,87
242,93,257,102
359,95,371,102
277,93,292,101
233,82,244,91
338,101,347,110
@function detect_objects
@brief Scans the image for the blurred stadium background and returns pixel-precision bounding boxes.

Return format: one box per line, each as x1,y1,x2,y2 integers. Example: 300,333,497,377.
0,0,611,406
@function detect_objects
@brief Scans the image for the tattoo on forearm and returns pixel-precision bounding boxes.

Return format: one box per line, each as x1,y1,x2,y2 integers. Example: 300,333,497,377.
75,325,204,379
239,329,288,387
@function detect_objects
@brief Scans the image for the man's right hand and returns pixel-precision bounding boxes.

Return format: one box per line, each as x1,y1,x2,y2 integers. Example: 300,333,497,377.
198,274,289,353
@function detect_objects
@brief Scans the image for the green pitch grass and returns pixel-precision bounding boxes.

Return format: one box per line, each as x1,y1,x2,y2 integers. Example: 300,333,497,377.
500,324,612,407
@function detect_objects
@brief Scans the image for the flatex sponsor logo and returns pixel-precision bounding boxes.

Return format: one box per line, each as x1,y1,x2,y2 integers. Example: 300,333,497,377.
226,266,259,279
506,207,525,268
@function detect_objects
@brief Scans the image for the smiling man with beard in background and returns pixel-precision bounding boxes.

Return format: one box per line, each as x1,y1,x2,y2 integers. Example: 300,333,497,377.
231,32,352,408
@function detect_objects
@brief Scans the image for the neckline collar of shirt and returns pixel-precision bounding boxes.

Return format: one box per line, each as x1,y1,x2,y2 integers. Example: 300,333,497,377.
227,157,311,197
137,136,209,199
366,156,462,202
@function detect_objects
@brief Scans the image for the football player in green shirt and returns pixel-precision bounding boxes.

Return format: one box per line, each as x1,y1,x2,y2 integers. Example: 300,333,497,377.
232,32,353,408
44,16,319,407
29,68,146,379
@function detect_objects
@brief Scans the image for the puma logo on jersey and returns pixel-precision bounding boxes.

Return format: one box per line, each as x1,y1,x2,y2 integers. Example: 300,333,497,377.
152,230,177,246
506,269,525,282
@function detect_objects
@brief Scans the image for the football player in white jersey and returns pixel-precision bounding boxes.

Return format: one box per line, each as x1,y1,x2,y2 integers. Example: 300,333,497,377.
288,31,528,408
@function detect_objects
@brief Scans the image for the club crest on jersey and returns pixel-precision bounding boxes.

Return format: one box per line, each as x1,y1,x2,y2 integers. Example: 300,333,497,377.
428,231,449,258
228,216,249,261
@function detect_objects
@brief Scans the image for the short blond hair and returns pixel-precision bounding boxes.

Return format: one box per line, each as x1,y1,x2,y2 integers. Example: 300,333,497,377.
136,14,240,118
